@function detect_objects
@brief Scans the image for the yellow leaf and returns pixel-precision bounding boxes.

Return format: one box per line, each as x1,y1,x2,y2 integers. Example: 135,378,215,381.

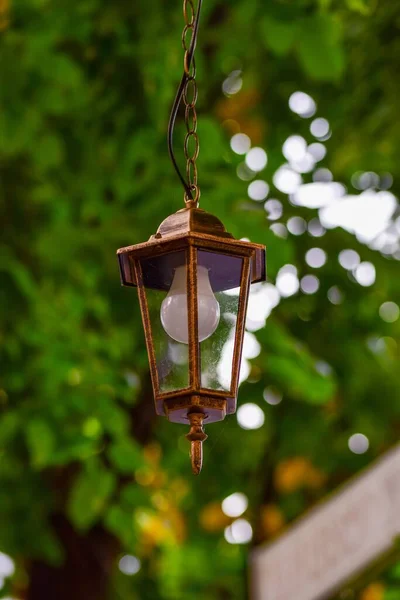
261,504,285,536
305,465,327,490
215,89,260,121
275,457,327,493
0,0,9,14
200,502,230,532
143,442,162,465
274,457,310,493
360,582,385,600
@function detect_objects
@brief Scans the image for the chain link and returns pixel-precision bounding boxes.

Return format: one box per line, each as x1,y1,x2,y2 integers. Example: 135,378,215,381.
182,0,200,205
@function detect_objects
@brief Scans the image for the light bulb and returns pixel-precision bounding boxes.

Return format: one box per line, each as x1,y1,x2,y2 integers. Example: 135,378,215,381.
160,265,220,343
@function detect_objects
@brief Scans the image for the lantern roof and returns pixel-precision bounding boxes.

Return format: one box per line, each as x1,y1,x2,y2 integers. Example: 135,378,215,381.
152,206,234,240
117,207,266,289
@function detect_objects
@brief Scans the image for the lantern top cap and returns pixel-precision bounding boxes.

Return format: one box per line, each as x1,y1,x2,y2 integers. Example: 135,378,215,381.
117,205,266,287
151,207,234,241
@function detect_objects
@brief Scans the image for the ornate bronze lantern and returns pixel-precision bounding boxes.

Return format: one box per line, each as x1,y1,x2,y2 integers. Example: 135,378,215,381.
118,207,265,473
117,0,266,473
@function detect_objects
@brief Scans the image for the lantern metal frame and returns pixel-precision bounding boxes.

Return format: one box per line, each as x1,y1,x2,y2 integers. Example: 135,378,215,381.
117,206,265,472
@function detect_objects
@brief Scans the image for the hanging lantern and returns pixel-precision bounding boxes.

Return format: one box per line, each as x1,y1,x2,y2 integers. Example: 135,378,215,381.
117,0,266,473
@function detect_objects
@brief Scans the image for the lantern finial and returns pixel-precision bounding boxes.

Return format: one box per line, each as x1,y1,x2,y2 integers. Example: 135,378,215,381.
186,412,208,475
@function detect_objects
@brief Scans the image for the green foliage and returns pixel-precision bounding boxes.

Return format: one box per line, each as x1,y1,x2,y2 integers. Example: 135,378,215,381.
296,14,345,81
26,419,57,468
108,438,143,474
0,0,399,598
258,321,337,404
68,458,117,531
261,11,345,80
261,16,299,57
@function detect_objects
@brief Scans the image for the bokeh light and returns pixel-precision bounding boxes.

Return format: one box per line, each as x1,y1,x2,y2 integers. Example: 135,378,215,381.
282,135,307,162
279,264,297,275
301,275,320,294
288,91,316,118
248,180,269,201
348,433,369,454
245,147,267,172
263,388,282,405
308,218,325,237
243,331,261,360
308,142,326,162
310,117,330,139
237,162,255,181
338,249,360,270
355,171,380,190
293,182,344,208
264,199,283,220
379,302,399,323
276,271,299,297
270,223,288,238
222,492,248,518
119,555,141,576
273,166,302,194
224,519,253,544
230,133,251,155
368,336,397,355
328,286,343,305
246,283,280,331
319,191,396,243
125,371,140,388
291,152,316,174
287,216,307,236
305,248,327,268
222,70,243,96
315,361,332,376
313,168,333,183
237,403,265,430
354,262,376,286
0,553,14,578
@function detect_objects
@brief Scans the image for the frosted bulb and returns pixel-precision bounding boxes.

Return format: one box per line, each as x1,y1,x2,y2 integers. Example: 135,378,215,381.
160,265,220,344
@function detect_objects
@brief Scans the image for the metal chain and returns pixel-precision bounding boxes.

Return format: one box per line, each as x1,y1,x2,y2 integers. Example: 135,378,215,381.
167,0,203,206
182,0,200,206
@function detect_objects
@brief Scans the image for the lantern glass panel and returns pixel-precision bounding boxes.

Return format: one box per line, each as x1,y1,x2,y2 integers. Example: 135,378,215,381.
197,249,244,392
140,250,190,394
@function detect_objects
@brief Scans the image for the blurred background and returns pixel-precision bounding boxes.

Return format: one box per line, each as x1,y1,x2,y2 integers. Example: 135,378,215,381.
0,0,400,598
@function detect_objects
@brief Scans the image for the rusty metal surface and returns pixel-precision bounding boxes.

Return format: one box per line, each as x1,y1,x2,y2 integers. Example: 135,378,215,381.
132,260,161,405
163,395,227,424
186,412,208,475
154,207,232,239
188,244,200,390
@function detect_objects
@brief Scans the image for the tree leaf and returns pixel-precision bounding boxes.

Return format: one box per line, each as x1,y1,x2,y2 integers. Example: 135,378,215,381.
107,437,143,474
297,14,346,81
68,459,116,531
25,419,56,469
346,0,375,15
261,16,299,56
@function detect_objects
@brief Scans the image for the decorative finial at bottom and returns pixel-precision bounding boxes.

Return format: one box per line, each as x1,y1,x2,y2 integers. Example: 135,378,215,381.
186,413,208,475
